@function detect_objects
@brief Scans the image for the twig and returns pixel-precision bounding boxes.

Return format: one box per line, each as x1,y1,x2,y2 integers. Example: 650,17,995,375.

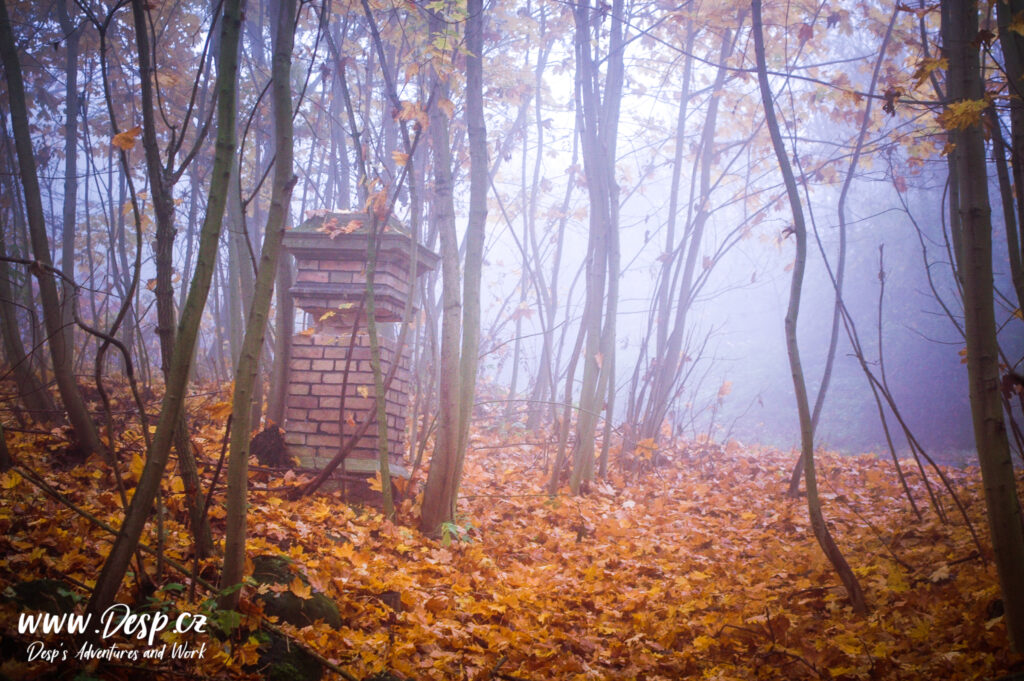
819,473,917,573
488,654,508,680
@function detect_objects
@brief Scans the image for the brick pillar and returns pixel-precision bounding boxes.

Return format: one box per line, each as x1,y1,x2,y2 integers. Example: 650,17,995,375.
284,319,411,484
280,212,437,498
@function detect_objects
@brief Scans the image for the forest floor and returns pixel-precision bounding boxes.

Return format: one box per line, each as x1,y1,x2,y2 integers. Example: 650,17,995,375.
1,391,1023,680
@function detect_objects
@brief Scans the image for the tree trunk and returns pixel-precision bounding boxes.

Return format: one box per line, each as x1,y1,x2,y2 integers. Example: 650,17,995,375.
226,168,250,372
0,0,104,458
453,0,488,515
130,0,213,557
789,6,899,496
639,26,734,445
420,11,463,535
945,0,1024,650
997,0,1024,312
569,0,623,494
0,420,10,471
220,0,296,609
752,0,866,615
0,230,57,421
56,0,80,385
131,0,177,376
266,255,293,426
86,0,245,617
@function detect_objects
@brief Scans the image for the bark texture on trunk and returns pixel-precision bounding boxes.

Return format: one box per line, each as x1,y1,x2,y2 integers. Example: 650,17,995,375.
219,0,296,610
946,0,1024,651
420,16,462,533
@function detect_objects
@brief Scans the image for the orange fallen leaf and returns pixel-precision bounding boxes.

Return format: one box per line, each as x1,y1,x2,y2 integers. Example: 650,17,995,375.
289,576,311,600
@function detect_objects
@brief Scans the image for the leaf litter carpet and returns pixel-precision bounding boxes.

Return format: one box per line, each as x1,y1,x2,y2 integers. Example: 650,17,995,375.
1,420,1021,680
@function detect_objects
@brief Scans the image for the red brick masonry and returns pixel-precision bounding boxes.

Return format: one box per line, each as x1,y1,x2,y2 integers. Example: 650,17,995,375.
284,326,410,472
279,213,438,488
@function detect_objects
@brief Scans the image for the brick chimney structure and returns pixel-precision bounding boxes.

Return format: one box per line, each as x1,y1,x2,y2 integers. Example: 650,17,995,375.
281,212,437,498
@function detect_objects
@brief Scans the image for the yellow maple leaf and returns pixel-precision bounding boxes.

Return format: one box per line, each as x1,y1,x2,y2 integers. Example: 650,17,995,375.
112,126,142,150
130,452,145,480
691,634,715,652
910,57,947,90
206,400,233,420
233,636,262,666
289,576,311,600
398,100,420,122
937,98,988,131
1,470,22,490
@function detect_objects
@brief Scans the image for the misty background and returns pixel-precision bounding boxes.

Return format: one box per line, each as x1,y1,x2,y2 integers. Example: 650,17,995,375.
4,0,1022,468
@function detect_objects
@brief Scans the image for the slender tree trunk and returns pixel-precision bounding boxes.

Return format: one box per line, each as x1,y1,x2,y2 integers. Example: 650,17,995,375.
226,169,249,372
991,109,1021,311
452,0,488,517
789,7,898,496
0,421,9,471
997,0,1024,311
946,0,1024,650
420,12,463,535
639,27,735,444
752,0,866,615
87,0,244,617
0,0,104,457
131,0,213,556
528,127,575,430
131,0,177,375
366,223,396,516
0,231,57,420
220,0,295,609
56,0,80,380
569,0,623,494
178,47,215,313
266,255,293,426
522,12,556,426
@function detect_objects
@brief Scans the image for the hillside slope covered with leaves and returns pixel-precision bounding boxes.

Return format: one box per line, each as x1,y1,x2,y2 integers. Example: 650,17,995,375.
1,399,1021,680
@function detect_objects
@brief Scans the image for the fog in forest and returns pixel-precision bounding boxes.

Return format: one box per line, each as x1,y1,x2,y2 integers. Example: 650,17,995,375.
5,0,1024,676
4,0,1020,465
475,112,995,462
